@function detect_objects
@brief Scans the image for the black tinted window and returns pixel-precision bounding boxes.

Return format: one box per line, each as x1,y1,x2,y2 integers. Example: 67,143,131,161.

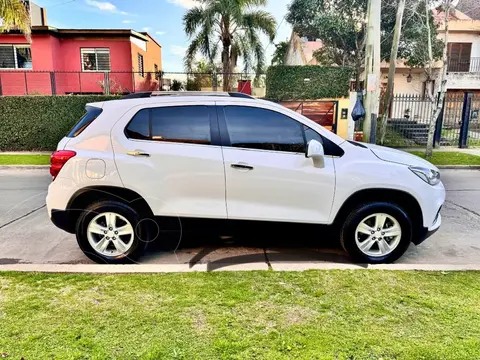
151,106,211,145
67,106,102,137
224,106,304,153
304,125,345,157
125,109,150,140
304,125,323,145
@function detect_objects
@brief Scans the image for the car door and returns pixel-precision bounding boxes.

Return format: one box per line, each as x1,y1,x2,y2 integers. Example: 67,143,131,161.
112,102,227,219
218,104,336,224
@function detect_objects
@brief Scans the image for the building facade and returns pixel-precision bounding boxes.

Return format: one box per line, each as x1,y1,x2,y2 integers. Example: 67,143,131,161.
0,4,162,95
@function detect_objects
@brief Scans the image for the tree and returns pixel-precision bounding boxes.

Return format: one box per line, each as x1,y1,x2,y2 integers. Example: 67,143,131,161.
171,79,184,91
286,0,367,88
380,0,444,145
183,0,276,91
286,0,444,89
187,59,222,90
379,0,406,145
0,0,31,39
425,0,452,158
271,41,289,65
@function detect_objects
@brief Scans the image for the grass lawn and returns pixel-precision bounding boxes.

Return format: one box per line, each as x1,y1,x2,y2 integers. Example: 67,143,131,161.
441,129,480,147
1,271,479,359
0,154,50,165
409,151,480,165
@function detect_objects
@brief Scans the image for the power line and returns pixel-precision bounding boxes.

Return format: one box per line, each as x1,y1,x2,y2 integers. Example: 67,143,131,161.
47,0,76,9
264,14,286,53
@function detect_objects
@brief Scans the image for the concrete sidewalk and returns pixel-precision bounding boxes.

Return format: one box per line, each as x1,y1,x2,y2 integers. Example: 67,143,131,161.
1,263,480,273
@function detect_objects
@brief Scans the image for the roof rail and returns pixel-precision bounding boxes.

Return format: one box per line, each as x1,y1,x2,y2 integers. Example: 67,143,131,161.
121,91,255,100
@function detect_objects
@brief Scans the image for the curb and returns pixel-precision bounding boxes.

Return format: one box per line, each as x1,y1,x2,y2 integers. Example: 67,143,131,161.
0,165,49,170
437,165,480,169
1,263,480,273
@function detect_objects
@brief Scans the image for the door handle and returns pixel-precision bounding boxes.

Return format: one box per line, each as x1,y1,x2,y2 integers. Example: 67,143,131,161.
231,163,254,170
127,151,150,157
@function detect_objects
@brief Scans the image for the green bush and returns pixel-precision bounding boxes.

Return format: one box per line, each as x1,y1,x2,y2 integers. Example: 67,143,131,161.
0,95,119,151
266,66,353,101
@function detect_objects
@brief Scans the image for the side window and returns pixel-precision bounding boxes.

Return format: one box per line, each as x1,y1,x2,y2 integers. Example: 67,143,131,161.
125,109,150,140
304,124,345,157
223,106,304,153
151,106,211,145
304,125,323,145
67,106,102,138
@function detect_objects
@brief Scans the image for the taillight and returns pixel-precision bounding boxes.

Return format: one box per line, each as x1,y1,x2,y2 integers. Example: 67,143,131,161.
50,150,76,179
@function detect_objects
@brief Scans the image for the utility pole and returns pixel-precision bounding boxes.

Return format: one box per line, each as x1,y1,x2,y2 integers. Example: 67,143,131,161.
363,0,382,143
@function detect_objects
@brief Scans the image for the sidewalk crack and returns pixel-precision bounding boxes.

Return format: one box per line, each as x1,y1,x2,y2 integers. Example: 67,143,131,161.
0,204,46,230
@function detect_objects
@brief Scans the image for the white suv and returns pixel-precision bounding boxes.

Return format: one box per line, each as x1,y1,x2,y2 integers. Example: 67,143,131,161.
46,92,445,264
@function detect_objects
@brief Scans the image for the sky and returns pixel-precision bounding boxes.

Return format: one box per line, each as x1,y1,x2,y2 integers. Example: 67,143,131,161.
33,0,292,72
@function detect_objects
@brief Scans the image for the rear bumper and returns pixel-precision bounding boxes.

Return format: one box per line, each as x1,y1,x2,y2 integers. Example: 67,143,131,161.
50,209,75,234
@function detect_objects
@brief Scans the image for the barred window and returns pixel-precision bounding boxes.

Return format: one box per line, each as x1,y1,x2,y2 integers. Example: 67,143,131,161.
0,45,32,69
138,53,144,77
81,48,110,71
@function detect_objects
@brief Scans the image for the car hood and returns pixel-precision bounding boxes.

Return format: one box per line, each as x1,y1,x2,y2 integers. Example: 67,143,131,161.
360,143,438,170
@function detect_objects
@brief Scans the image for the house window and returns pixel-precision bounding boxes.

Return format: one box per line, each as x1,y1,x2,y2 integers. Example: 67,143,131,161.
154,64,159,80
81,48,110,72
0,45,32,69
447,43,472,72
138,53,144,77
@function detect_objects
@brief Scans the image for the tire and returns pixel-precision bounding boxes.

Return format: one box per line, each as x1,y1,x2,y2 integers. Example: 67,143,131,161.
340,202,412,264
75,200,149,264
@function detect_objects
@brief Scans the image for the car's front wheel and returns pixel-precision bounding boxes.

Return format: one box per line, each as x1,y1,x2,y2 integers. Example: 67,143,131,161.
340,202,412,263
76,200,149,264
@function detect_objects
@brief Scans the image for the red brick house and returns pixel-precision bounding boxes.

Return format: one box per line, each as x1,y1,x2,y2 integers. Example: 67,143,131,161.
0,5,162,95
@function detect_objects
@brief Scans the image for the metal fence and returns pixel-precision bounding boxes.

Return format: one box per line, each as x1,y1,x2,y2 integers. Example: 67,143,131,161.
0,70,267,96
447,57,480,73
383,92,480,148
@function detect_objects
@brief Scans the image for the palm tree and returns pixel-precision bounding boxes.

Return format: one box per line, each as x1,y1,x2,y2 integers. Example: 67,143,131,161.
271,41,289,65
184,0,276,91
0,0,31,39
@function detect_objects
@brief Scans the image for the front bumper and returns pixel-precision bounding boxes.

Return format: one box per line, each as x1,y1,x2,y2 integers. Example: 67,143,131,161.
414,213,442,245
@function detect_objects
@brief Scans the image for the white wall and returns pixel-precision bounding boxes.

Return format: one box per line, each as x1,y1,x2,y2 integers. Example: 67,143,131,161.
447,72,480,89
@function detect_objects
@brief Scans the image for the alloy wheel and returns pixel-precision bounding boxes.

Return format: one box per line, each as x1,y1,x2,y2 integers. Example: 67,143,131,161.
354,213,402,257
86,212,135,257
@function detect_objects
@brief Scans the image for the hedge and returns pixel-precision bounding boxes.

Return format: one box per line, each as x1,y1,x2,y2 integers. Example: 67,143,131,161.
0,95,119,151
266,66,353,101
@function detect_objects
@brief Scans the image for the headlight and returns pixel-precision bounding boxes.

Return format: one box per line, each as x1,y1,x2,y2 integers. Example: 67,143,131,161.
409,166,441,186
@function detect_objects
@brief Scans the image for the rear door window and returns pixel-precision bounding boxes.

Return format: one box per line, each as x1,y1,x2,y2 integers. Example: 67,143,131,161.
124,105,212,145
150,106,211,145
67,106,102,137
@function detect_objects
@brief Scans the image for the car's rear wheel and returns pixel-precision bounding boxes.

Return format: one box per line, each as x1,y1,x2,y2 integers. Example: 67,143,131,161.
340,202,412,264
76,200,149,264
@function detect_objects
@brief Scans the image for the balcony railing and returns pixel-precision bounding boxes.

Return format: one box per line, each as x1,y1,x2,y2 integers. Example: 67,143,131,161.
447,57,480,73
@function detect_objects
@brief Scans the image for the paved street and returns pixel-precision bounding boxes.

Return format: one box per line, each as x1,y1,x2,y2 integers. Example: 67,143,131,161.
0,168,479,266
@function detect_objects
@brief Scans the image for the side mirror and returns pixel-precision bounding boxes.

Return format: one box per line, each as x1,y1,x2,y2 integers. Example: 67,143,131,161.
306,139,325,168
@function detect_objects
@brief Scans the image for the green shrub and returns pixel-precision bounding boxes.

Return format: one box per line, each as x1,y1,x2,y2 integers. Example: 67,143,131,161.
0,95,119,151
266,66,353,101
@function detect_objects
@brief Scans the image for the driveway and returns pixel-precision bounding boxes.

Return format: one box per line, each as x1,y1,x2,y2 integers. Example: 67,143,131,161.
0,168,479,266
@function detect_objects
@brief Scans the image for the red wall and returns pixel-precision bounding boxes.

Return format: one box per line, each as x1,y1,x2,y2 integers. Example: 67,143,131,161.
0,34,134,95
